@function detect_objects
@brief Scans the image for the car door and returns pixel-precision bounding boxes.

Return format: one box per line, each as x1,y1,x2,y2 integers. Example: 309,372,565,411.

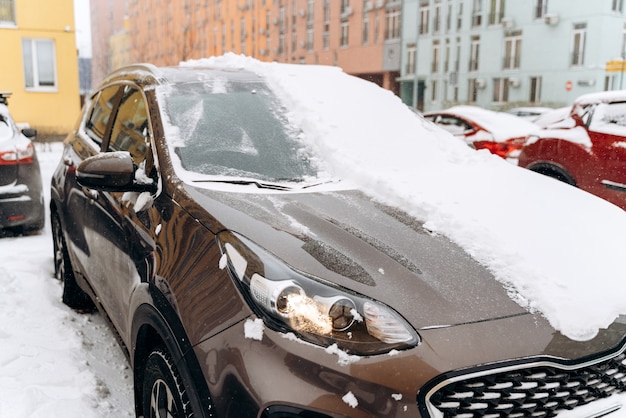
587,101,626,206
82,84,158,340
62,85,122,281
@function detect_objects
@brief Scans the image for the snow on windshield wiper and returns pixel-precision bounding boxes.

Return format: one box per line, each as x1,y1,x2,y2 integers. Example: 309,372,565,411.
192,178,294,190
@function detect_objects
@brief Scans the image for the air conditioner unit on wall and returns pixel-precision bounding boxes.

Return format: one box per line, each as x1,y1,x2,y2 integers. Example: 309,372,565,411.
475,78,486,89
501,17,514,29
508,77,521,88
544,13,559,25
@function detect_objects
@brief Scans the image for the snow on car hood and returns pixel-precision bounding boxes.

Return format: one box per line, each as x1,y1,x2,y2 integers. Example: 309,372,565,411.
185,184,528,330
179,54,626,342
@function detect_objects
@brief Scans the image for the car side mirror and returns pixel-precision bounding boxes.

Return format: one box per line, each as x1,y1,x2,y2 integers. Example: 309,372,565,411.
76,151,156,193
21,128,37,139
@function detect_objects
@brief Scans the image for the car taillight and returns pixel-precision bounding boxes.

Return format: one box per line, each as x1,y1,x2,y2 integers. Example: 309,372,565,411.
0,142,34,165
475,138,525,159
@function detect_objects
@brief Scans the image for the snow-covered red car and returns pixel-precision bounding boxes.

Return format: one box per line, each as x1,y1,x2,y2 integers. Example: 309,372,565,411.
518,90,626,210
423,105,539,159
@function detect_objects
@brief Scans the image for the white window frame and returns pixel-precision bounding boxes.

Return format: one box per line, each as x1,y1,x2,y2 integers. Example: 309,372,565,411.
571,24,586,66
419,5,430,35
432,40,440,73
503,32,522,70
0,0,16,26
385,8,401,40
535,0,548,19
489,0,505,25
22,38,58,91
472,0,483,27
340,21,349,47
469,36,480,71
493,77,509,103
406,45,416,75
530,76,542,103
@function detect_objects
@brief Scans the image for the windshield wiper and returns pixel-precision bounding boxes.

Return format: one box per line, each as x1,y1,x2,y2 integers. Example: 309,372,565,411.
192,178,293,190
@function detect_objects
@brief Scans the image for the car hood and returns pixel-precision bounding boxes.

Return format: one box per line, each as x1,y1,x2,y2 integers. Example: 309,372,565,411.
183,183,528,331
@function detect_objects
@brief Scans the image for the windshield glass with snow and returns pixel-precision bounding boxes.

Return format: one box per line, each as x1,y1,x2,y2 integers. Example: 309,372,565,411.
162,78,317,183
590,102,626,137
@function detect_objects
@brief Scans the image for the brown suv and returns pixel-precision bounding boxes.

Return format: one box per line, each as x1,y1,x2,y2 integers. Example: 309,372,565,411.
50,63,626,418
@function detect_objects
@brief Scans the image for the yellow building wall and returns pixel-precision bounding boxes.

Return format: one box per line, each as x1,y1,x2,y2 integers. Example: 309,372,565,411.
0,0,80,135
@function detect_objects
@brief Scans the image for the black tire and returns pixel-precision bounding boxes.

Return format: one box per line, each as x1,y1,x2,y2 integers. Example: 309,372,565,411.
142,345,194,418
51,212,95,311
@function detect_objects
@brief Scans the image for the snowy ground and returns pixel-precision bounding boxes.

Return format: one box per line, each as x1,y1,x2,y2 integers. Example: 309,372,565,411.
0,142,134,417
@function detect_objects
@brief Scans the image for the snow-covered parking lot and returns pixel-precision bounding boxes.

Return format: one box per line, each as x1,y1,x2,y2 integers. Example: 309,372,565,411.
0,142,133,417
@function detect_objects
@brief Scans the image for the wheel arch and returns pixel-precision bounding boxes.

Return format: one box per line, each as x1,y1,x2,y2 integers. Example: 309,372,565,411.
131,287,216,418
526,161,578,186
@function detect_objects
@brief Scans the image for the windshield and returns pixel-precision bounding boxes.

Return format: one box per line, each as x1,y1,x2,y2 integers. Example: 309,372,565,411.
0,108,15,141
161,78,317,183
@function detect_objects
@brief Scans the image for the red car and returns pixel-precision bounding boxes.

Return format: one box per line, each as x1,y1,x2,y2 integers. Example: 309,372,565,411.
518,90,626,210
423,105,539,159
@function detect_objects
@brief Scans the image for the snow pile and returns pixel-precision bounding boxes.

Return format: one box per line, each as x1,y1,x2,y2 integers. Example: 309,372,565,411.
182,54,626,341
0,143,133,417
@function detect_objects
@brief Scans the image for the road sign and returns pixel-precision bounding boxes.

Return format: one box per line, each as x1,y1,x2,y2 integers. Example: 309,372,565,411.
565,80,572,91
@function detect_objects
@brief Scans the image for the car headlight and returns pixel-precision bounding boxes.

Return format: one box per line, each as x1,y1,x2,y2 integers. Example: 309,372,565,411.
217,231,420,355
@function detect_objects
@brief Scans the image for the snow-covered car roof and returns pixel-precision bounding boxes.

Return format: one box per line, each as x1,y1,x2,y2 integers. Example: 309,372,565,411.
574,89,626,106
427,105,539,142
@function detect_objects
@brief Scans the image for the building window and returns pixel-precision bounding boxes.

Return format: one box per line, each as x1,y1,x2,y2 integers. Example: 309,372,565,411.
22,38,57,90
503,30,522,70
432,40,440,73
340,21,349,47
468,79,479,103
363,6,370,44
605,74,617,91
535,0,548,19
530,77,542,102
489,0,505,25
406,45,416,74
612,0,623,13
323,0,330,49
469,36,480,71
444,38,451,72
419,4,430,35
493,77,509,103
431,80,438,101
457,2,463,29
341,0,350,15
571,23,586,66
307,29,313,51
433,3,441,34
472,0,483,27
446,3,452,32
385,8,401,40
0,0,16,25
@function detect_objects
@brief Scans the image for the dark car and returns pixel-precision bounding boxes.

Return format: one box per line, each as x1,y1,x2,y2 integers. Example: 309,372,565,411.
50,64,626,418
518,90,626,210
423,105,538,159
0,91,44,233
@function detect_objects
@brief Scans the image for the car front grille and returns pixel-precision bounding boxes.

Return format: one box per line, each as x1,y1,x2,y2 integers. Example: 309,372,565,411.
427,352,626,417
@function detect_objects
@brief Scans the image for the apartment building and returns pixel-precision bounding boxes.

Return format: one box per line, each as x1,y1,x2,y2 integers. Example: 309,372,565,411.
91,0,129,85
400,0,626,112
0,0,80,134
92,0,400,93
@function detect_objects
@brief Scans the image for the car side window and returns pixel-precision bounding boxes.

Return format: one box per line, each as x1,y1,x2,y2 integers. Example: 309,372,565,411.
588,102,626,136
84,86,121,146
108,86,151,169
